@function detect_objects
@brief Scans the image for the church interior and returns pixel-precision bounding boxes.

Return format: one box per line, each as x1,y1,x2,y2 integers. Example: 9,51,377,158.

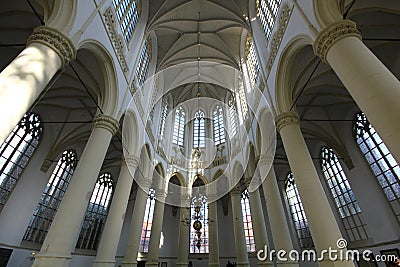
0,0,400,266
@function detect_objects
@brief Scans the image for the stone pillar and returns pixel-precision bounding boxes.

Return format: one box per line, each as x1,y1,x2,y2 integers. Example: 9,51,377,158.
0,26,75,145
176,196,190,267
146,187,167,267
262,168,299,267
208,196,220,267
33,114,119,267
230,186,250,267
314,20,400,164
275,111,354,267
245,177,271,267
121,179,152,266
93,155,140,267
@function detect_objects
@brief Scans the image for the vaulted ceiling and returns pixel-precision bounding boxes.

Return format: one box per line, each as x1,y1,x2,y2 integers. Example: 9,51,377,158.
147,0,250,71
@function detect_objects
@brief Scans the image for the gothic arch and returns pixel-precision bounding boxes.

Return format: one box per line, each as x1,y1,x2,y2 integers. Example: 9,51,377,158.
44,0,78,34
313,0,342,28
275,35,313,114
77,40,119,117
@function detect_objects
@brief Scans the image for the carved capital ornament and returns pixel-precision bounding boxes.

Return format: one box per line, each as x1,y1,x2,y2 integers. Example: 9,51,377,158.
27,26,76,67
274,112,299,132
314,20,361,62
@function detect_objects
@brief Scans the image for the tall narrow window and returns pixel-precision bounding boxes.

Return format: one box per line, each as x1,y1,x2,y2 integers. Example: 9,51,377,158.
246,37,261,86
139,188,156,253
112,0,141,42
159,99,169,140
229,97,238,136
321,147,368,241
0,113,42,213
76,173,114,250
354,112,400,221
193,110,206,148
213,106,226,146
241,189,256,252
173,107,185,146
257,0,281,40
24,149,77,243
190,197,209,253
285,172,313,249
135,37,152,86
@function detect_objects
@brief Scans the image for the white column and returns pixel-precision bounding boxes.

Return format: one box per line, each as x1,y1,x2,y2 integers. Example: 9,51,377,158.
121,179,152,266
208,200,220,267
32,114,119,267
314,20,400,164
146,188,167,267
93,155,140,267
0,26,75,145
246,178,271,267
230,186,250,267
177,196,190,267
275,112,354,267
262,168,299,267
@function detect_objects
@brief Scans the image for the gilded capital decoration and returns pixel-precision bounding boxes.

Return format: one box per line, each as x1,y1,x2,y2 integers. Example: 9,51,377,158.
274,111,299,132
27,26,76,67
122,155,140,168
93,114,120,135
314,20,361,62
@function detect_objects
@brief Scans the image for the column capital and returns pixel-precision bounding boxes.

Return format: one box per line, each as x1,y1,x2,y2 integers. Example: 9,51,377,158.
155,190,168,201
138,177,152,192
230,186,242,196
274,112,299,132
314,20,361,62
244,176,252,187
40,158,53,173
122,155,140,168
93,114,120,135
27,26,76,67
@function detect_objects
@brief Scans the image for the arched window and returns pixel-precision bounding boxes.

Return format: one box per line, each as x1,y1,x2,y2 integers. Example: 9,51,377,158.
135,37,152,86
76,173,114,250
213,106,226,146
246,37,261,86
159,99,169,140
173,107,185,146
241,189,255,252
285,172,313,249
190,178,208,253
190,197,209,253
229,97,238,136
24,149,77,243
0,113,42,213
257,0,281,40
354,112,400,221
321,147,368,241
112,0,141,42
139,188,156,253
193,110,206,148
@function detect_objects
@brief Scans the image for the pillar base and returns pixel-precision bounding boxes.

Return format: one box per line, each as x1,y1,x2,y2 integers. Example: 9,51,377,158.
177,262,188,267
236,262,250,267
208,263,220,267
32,255,71,267
257,261,274,267
92,260,116,267
120,261,137,267
318,260,355,267
146,262,159,267
276,262,299,267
